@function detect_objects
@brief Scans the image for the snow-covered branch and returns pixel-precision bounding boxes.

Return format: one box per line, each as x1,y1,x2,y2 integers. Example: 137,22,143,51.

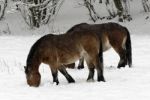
17,0,64,28
142,0,150,12
0,0,7,20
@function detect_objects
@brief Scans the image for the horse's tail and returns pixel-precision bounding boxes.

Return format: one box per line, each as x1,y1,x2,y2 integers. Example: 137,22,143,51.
99,38,103,63
125,27,132,67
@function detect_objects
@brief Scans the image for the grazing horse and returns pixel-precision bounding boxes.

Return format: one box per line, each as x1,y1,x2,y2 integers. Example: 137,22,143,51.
66,22,132,69
24,30,105,87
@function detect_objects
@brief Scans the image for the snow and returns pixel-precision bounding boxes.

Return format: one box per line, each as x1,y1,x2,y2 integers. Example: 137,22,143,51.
0,0,150,100
0,34,150,100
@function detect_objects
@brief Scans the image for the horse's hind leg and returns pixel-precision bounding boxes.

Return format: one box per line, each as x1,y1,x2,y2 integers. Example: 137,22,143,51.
85,55,105,82
113,46,127,68
59,66,75,83
50,67,59,85
95,55,105,82
77,58,84,69
86,62,95,81
118,49,127,68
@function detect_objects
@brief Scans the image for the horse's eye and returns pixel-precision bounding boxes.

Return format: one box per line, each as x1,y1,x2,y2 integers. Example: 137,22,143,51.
24,66,29,74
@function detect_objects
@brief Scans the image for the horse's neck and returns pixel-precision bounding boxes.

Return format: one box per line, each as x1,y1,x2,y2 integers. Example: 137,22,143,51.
27,57,41,72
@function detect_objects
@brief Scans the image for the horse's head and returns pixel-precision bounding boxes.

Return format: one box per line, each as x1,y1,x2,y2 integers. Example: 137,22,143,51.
24,66,41,87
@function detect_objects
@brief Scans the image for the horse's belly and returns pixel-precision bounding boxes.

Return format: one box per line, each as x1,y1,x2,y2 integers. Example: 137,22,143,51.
65,56,80,64
59,52,80,65
103,38,111,52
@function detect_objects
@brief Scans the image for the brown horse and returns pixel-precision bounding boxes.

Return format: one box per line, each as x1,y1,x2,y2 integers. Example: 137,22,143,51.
66,22,132,69
24,30,105,87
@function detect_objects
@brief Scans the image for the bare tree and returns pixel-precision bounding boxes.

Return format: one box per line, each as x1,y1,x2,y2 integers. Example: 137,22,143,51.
122,0,132,21
113,0,123,22
84,0,100,22
0,0,7,20
112,0,132,22
105,0,116,19
82,0,132,22
142,0,150,12
17,0,64,28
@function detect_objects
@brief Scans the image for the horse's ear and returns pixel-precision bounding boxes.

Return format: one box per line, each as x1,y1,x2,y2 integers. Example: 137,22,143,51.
24,66,27,70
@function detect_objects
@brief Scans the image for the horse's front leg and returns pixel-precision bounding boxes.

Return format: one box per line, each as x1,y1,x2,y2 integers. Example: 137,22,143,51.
59,66,75,83
78,58,84,69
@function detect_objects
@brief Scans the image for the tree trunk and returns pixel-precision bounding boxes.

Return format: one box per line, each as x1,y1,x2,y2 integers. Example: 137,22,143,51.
105,0,116,19
113,0,123,17
114,0,132,22
142,0,150,12
0,0,7,20
84,0,100,22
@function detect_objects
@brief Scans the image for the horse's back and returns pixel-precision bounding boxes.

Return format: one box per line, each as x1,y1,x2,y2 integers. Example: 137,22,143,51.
36,32,99,65
104,23,128,45
66,23,88,33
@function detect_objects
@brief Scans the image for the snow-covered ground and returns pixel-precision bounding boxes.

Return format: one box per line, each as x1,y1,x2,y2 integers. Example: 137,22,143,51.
0,34,150,100
0,0,150,100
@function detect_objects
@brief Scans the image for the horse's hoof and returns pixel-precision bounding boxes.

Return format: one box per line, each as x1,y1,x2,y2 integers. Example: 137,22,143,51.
117,65,126,69
53,82,59,85
87,78,94,82
68,80,75,83
117,63,126,68
98,76,105,82
68,78,75,83
69,81,75,84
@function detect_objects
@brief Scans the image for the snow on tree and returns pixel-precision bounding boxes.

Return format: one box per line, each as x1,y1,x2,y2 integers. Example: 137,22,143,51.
83,0,100,22
113,0,132,22
80,0,132,22
16,0,64,28
142,0,150,12
0,0,7,20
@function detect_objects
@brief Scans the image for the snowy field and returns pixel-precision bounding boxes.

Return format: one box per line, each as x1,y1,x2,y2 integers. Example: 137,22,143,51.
0,34,150,100
0,0,150,100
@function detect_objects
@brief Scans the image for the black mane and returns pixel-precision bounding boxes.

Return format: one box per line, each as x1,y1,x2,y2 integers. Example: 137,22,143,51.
26,34,53,67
